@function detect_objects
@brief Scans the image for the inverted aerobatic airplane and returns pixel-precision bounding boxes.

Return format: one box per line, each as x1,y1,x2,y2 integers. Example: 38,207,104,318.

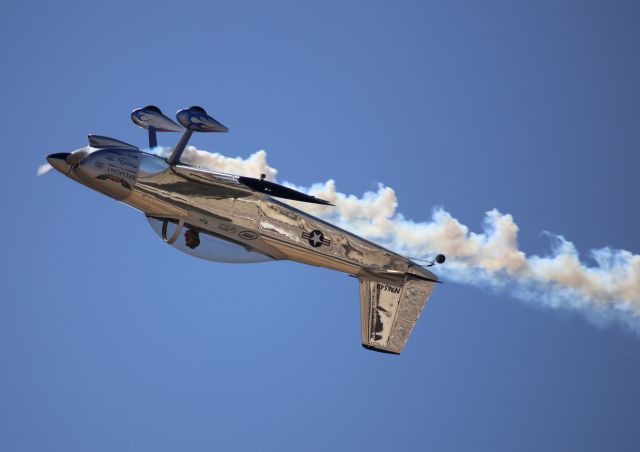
45,106,445,354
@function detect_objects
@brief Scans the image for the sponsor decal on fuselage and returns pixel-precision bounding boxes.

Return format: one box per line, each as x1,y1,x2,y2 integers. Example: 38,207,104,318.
117,157,138,170
95,174,132,190
107,165,136,182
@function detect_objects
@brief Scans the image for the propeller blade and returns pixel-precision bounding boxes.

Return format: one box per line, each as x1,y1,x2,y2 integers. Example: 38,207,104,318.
37,163,54,176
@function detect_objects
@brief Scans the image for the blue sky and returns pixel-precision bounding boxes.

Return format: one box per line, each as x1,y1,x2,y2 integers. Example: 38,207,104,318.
1,1,639,451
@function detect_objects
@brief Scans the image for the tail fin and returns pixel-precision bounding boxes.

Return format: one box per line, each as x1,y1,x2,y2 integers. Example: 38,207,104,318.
359,273,436,354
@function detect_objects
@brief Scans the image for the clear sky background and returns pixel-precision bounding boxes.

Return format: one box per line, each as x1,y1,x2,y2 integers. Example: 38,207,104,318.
1,1,639,451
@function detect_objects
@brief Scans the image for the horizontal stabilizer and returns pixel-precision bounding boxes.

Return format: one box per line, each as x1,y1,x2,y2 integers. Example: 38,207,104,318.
238,176,333,205
131,106,183,132
176,106,228,132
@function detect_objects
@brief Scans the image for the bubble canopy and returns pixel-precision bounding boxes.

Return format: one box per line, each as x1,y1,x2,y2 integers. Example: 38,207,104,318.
146,217,272,264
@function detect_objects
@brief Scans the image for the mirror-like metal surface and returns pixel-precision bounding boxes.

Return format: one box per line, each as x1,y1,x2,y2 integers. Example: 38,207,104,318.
177,106,228,132
48,134,440,354
359,275,435,354
147,217,273,263
131,106,183,132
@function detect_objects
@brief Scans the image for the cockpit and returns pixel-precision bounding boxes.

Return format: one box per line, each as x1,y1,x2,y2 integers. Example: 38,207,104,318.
146,216,272,264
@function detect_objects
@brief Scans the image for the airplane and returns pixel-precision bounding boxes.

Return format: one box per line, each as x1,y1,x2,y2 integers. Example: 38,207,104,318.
45,106,445,354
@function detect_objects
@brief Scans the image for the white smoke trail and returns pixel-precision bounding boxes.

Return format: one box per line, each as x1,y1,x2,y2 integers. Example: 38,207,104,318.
162,148,640,331
154,146,278,180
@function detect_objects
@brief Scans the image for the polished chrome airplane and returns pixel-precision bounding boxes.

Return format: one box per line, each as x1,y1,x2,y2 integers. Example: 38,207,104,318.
46,106,445,354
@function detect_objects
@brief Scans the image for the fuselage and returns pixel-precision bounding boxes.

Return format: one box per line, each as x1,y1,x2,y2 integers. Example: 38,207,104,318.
47,145,437,283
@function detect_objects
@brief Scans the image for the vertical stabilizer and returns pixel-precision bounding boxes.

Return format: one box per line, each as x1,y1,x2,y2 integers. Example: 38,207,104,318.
359,274,436,354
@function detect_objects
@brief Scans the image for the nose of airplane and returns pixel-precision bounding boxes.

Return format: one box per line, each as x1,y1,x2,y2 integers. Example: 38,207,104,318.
46,152,71,174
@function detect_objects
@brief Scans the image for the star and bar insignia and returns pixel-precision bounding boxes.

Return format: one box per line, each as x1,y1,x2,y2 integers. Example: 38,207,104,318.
302,229,331,247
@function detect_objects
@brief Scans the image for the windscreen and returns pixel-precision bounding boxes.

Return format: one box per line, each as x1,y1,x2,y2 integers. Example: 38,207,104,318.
146,217,273,264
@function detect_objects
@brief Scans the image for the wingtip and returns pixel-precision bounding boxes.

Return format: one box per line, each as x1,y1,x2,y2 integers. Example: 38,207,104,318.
316,199,334,206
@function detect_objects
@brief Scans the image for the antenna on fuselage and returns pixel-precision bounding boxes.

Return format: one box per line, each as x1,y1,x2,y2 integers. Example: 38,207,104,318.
167,106,228,166
131,106,183,149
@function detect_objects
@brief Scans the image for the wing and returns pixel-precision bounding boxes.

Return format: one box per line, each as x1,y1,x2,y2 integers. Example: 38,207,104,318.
237,176,333,205
172,165,333,205
359,274,436,354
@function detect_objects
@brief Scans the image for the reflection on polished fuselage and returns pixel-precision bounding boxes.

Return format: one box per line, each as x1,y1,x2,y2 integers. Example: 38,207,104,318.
61,146,436,281
47,129,440,354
